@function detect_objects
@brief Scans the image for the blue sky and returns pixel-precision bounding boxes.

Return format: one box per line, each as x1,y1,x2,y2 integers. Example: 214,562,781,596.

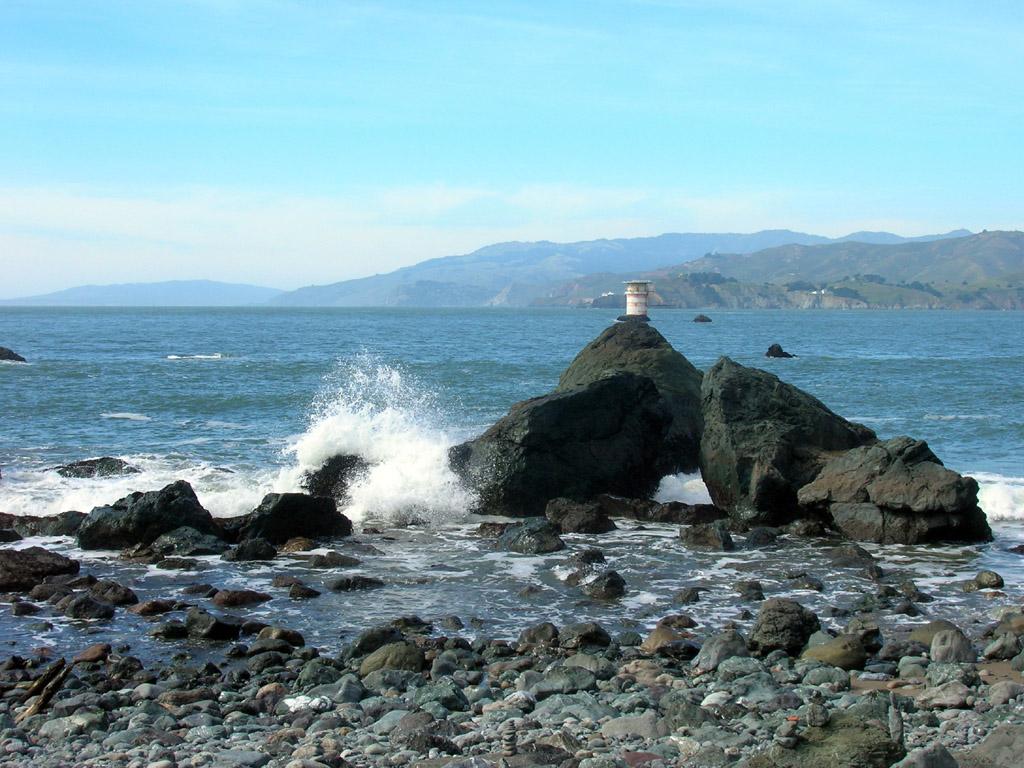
1,0,1021,297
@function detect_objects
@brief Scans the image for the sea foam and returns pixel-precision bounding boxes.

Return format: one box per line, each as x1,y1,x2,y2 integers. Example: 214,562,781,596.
975,473,1024,521
277,354,476,526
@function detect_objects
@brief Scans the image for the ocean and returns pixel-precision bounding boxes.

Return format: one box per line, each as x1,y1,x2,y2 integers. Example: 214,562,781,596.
1,307,1022,662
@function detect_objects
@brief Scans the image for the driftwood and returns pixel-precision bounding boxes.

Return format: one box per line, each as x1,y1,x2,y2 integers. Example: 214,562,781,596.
16,657,72,723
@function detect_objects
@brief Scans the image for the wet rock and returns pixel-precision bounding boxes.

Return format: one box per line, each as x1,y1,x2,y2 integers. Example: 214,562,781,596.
735,580,765,601
748,597,821,657
78,480,219,550
72,643,112,664
301,453,369,499
699,356,876,525
673,587,705,604
222,538,277,562
0,346,26,362
63,594,116,619
544,498,616,534
212,589,272,608
519,622,559,646
185,606,242,640
693,314,712,323
324,575,384,591
595,494,726,524
555,320,704,474
307,550,361,568
151,526,230,556
127,599,174,616
559,621,611,650
87,579,138,605
450,371,673,516
237,493,352,544
971,569,1004,589
52,457,140,478
0,546,80,591
679,521,734,551
581,570,626,599
11,511,88,537
799,436,992,544
289,584,321,599
766,343,796,358
495,518,566,554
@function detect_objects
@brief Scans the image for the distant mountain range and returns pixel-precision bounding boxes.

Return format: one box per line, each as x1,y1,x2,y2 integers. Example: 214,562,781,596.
266,228,973,308
0,280,283,307
4,228,1022,309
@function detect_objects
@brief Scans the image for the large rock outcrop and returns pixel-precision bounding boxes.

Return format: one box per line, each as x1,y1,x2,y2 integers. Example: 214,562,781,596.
699,357,877,525
77,480,220,550
556,319,703,473
450,371,672,516
0,546,80,591
798,436,991,544
233,493,352,544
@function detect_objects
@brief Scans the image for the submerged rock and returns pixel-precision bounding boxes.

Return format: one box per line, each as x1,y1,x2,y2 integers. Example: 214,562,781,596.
77,480,219,550
0,346,26,362
52,457,140,478
556,320,703,474
699,356,877,525
798,436,992,544
693,314,712,323
545,497,616,534
450,372,672,516
495,518,565,554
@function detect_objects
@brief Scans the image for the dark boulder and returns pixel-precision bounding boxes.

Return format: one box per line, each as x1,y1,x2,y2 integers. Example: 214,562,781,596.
594,495,727,525
545,498,616,534
325,575,385,591
798,436,992,544
12,511,87,538
765,344,796,359
558,621,611,649
0,346,26,362
450,371,672,516
151,526,230,556
87,579,138,606
495,518,566,554
212,589,272,608
185,606,242,641
77,480,219,550
556,321,703,474
301,453,369,499
679,522,735,551
63,595,115,620
52,457,140,479
747,597,821,657
699,357,877,525
237,493,352,544
0,547,80,591
581,570,626,599
693,315,712,323
222,538,277,562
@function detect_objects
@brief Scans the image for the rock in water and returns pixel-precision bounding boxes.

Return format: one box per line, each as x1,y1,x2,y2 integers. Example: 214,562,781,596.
77,480,220,550
235,493,352,544
699,357,877,525
301,453,368,499
765,343,796,358
0,546,80,591
450,371,672,516
798,436,991,544
52,457,140,478
0,346,26,362
748,597,821,657
693,314,712,323
556,320,703,474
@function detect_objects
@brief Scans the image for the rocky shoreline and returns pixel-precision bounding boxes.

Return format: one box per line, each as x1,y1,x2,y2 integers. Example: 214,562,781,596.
2,569,1023,768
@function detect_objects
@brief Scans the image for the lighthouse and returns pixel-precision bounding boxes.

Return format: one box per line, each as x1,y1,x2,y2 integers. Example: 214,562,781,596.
620,280,653,321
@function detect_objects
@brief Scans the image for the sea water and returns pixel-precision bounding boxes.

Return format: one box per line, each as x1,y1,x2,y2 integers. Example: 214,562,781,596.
0,307,1022,660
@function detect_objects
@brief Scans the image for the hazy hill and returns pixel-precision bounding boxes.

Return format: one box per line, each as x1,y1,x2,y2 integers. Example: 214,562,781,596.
676,230,1022,286
532,231,1024,310
0,280,283,306
268,229,969,307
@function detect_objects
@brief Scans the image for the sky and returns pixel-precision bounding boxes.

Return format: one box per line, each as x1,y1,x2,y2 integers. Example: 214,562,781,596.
1,0,1022,298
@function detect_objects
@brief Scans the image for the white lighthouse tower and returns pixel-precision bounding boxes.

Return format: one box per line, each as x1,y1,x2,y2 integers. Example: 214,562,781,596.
621,280,653,320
